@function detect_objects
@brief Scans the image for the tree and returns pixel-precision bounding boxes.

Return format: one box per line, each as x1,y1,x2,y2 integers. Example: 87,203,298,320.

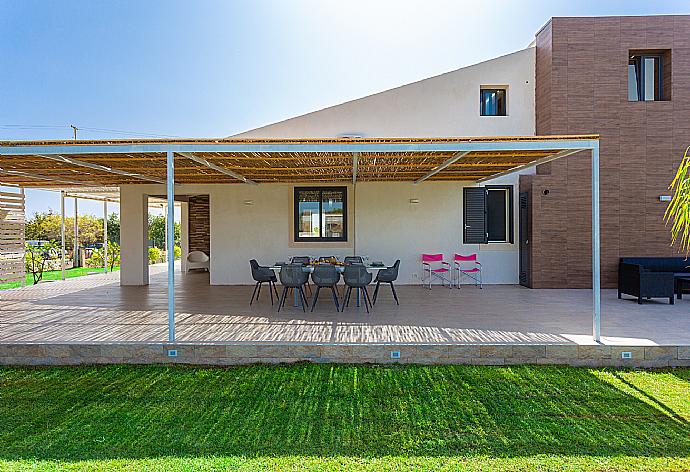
148,214,180,249
665,146,690,255
25,211,60,242
107,213,120,244
24,241,59,285
25,211,110,247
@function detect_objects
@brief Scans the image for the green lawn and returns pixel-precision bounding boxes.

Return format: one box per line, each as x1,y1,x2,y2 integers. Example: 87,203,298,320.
0,365,688,471
0,266,120,290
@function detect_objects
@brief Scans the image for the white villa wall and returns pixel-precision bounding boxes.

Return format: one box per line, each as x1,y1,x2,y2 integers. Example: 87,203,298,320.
233,47,535,138
120,178,520,286
119,47,535,286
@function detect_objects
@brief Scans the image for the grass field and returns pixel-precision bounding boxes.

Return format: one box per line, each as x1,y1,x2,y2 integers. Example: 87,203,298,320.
0,266,120,290
0,364,688,471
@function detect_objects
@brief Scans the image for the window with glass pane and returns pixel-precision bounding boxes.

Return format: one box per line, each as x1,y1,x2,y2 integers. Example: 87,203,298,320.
628,54,662,101
294,187,347,242
480,88,507,116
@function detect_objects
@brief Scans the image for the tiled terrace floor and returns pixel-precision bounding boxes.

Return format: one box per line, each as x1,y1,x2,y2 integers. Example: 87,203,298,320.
1,266,688,346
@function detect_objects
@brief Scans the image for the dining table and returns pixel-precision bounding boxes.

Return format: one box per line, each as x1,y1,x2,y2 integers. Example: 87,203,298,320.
269,262,388,308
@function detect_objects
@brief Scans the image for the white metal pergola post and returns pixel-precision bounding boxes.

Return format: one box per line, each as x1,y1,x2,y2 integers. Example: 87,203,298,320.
163,203,168,262
20,186,26,287
592,142,601,342
103,200,108,273
60,190,65,280
166,150,175,342
73,197,79,268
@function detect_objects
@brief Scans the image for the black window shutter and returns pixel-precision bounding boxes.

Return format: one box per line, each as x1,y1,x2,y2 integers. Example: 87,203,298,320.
463,187,487,244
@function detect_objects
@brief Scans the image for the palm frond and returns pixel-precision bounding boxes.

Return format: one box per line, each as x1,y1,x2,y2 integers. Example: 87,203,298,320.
664,146,690,255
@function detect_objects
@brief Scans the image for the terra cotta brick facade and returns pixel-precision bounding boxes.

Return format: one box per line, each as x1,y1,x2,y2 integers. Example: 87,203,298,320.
521,15,690,288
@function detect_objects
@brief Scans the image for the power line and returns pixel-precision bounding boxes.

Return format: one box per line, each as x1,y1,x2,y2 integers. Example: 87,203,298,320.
0,124,66,129
0,124,183,138
77,127,183,138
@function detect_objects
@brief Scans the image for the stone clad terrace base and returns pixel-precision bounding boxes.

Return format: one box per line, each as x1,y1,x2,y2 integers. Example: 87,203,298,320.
0,267,689,367
1,343,689,368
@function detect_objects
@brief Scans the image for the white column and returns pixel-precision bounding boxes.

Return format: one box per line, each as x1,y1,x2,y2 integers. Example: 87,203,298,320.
103,200,108,273
73,197,79,268
166,150,175,342
592,142,601,342
60,190,65,280
120,186,149,286
180,201,189,273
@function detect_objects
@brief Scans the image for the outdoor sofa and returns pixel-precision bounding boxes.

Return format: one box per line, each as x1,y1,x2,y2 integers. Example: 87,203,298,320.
618,257,690,304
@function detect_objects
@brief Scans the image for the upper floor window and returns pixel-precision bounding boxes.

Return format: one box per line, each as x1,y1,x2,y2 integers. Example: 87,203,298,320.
294,187,347,242
480,88,507,116
628,50,670,101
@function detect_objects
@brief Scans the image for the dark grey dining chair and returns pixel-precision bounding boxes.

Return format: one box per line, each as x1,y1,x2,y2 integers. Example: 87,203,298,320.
310,264,340,311
342,264,373,313
249,259,278,305
344,256,363,265
373,260,400,305
290,256,312,294
278,263,310,312
291,256,311,265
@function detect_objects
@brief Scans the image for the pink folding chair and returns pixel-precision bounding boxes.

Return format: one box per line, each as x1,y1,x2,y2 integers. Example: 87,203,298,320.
453,253,483,288
421,253,452,289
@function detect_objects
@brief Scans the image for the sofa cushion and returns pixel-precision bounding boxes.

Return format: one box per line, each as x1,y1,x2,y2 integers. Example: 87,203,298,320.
620,257,690,273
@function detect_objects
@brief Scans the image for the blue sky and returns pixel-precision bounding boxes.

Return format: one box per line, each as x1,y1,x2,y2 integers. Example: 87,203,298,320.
1,0,686,217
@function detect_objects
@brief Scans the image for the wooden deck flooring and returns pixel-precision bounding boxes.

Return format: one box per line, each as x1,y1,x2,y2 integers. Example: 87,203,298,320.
1,265,689,346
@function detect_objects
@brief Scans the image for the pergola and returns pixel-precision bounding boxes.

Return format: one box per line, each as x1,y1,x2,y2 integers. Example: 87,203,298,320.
0,135,602,341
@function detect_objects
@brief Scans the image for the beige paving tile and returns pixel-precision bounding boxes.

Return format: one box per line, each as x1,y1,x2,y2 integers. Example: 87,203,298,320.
1,267,688,349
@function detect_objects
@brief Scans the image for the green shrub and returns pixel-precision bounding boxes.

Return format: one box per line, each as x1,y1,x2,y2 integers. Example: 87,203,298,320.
173,245,181,260
86,242,120,271
148,247,162,265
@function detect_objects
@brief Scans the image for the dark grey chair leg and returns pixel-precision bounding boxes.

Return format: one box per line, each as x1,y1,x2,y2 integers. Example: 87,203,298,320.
299,286,308,312
373,281,381,304
250,282,259,305
362,287,370,313
390,282,399,305
272,281,279,299
311,286,321,312
269,282,274,305
341,287,351,311
331,286,340,311
278,287,287,312
364,287,374,308
256,282,262,301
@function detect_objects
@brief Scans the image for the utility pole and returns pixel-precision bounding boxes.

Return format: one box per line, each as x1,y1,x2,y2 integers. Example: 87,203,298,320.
70,124,78,140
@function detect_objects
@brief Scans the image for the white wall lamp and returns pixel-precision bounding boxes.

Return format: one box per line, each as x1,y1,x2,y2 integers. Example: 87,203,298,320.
243,200,254,206
409,198,420,205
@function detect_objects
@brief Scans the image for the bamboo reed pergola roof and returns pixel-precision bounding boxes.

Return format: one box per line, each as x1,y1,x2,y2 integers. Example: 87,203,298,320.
0,135,599,187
